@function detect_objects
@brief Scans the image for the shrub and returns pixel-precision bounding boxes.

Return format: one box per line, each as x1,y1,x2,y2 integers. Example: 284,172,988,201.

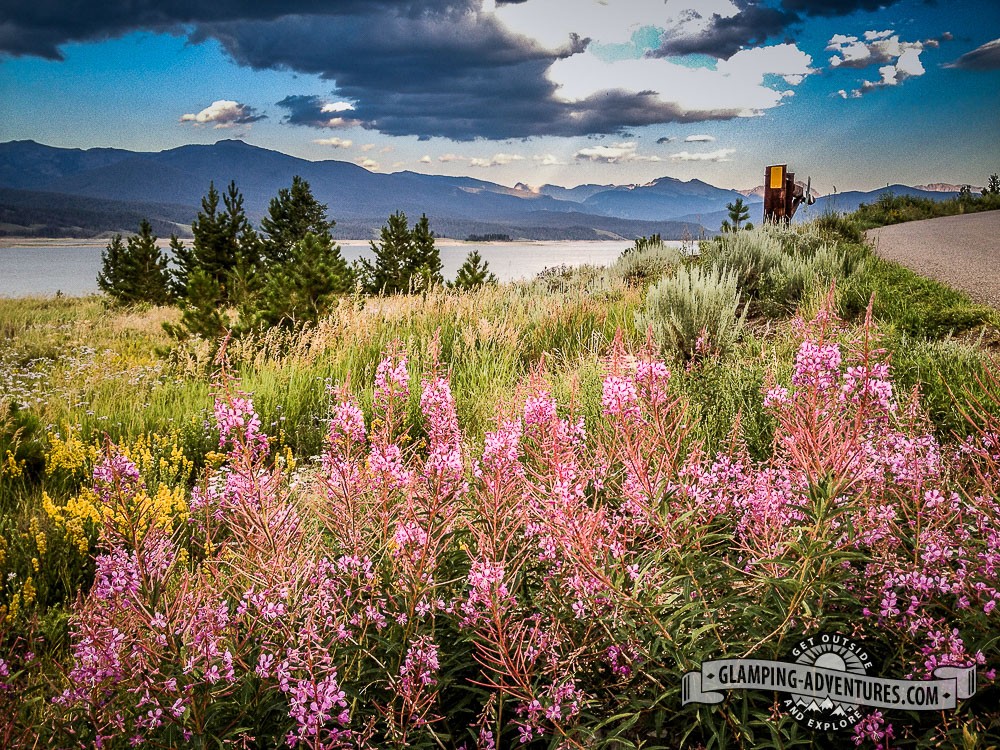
702,229,785,299
761,244,849,313
531,263,608,294
610,241,682,286
636,264,747,359
703,227,853,314
814,211,865,244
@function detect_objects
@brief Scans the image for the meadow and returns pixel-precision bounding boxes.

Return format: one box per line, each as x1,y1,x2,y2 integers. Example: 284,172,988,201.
1,217,999,748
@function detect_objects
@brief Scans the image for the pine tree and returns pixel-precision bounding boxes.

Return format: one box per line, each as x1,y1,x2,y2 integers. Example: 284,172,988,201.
96,220,171,305
986,173,1000,195
97,234,128,299
358,211,412,294
358,211,443,294
405,214,443,291
450,250,497,291
168,234,194,299
253,233,353,328
259,176,335,267
184,181,255,303
178,268,229,340
725,197,750,231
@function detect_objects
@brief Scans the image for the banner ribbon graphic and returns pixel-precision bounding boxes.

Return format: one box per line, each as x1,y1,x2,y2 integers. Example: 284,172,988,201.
682,659,976,711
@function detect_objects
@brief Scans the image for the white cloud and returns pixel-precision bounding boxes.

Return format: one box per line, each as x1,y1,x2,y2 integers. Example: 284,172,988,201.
321,101,355,113
717,44,815,81
359,158,379,170
533,153,564,166
829,31,931,96
864,29,894,41
493,0,737,50
574,141,662,163
438,153,465,163
179,100,263,128
313,137,352,148
827,29,937,97
670,148,736,162
548,42,814,120
469,152,526,167
360,143,376,152
419,155,432,163
684,134,715,142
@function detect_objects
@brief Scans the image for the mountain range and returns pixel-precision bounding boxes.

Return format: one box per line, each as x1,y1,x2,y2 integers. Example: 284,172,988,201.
0,139,968,240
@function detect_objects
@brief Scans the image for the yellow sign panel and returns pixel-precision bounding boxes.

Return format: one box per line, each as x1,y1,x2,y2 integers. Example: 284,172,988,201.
769,165,785,189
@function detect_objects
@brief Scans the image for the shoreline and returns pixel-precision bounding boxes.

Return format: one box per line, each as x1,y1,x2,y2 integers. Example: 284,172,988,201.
0,237,640,249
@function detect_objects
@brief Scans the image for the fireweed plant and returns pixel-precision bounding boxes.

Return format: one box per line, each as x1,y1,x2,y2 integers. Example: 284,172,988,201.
5,297,999,749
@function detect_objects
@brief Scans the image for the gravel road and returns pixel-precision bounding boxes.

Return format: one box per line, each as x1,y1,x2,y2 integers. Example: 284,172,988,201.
865,210,1000,308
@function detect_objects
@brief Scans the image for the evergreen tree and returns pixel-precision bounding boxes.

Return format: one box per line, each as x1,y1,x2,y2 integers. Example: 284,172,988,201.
168,234,194,299
259,176,335,266
358,211,412,294
177,269,229,340
96,219,171,304
184,181,256,303
449,250,497,291
97,234,128,299
986,173,1000,195
253,233,353,328
405,214,444,292
358,211,443,294
725,197,750,231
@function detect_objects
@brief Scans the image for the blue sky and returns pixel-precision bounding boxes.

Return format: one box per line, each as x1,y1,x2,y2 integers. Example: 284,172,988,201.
1,0,997,192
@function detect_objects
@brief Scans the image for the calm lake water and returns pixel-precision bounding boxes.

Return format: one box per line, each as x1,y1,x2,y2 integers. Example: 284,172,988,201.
0,240,689,297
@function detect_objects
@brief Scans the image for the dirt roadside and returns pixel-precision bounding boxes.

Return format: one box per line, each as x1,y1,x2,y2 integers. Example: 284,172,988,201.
865,210,1000,308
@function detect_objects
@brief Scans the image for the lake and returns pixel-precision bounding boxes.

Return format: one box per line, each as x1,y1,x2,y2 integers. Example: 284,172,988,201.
0,240,690,297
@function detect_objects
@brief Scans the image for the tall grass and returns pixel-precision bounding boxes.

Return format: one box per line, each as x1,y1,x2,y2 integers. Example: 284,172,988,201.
2,217,1000,748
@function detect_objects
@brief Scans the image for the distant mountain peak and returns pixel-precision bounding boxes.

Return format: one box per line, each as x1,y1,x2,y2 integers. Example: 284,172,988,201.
914,182,983,193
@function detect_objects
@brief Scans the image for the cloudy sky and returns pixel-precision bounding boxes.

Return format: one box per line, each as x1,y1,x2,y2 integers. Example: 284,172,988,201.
1,0,997,191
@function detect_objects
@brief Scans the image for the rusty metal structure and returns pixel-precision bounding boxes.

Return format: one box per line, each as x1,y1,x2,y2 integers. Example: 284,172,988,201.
763,164,815,224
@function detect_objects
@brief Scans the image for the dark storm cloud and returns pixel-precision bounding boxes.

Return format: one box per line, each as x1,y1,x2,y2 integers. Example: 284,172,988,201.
0,1,749,139
208,10,741,140
654,5,798,59
0,0,476,59
779,0,903,16
946,38,1000,70
275,95,359,128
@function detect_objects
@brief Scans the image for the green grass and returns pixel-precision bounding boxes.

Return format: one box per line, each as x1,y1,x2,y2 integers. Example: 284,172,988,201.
838,251,999,339
850,191,1000,231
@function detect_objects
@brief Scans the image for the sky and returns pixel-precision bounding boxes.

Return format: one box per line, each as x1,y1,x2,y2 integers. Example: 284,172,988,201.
1,0,998,193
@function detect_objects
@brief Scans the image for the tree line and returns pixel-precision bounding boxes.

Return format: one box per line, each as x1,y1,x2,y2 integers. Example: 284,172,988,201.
97,177,496,338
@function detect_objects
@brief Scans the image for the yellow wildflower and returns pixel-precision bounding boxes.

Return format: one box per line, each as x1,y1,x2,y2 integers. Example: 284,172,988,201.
3,450,23,477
